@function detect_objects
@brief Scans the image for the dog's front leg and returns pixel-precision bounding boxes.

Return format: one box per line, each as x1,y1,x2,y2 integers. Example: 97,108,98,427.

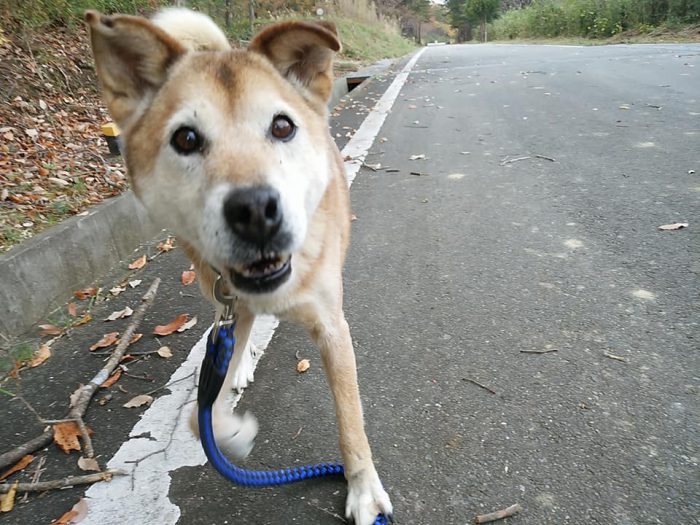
191,308,258,459
310,313,393,525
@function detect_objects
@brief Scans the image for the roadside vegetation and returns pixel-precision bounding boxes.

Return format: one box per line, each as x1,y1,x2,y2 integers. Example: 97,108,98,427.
0,0,415,253
445,0,700,42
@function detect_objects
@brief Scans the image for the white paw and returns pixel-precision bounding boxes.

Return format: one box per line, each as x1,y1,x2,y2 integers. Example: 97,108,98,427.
346,470,393,525
228,341,260,393
212,410,258,460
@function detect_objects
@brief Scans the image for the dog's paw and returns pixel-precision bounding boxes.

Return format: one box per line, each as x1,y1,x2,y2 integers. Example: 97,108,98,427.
228,341,260,393
213,410,259,460
346,470,393,525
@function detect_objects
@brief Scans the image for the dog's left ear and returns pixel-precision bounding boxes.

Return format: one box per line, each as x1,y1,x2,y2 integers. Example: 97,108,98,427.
249,21,341,109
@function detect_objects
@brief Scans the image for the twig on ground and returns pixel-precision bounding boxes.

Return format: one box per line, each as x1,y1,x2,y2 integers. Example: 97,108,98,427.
0,469,125,494
143,369,196,397
500,155,532,165
20,455,46,503
306,500,347,522
520,349,558,354
462,378,497,395
0,280,160,470
603,353,627,363
292,426,304,440
67,279,160,459
0,430,53,472
534,154,556,162
501,154,556,165
474,503,523,523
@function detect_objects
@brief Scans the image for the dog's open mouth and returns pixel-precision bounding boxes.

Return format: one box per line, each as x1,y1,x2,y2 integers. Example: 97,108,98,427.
230,253,292,293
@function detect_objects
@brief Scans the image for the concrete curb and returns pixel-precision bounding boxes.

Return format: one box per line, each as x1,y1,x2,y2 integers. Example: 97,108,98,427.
0,61,395,338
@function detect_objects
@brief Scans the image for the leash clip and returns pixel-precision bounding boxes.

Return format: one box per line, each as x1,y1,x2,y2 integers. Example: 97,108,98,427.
212,273,237,343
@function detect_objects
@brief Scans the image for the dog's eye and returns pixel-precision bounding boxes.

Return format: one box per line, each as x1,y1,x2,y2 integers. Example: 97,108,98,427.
270,115,296,141
171,127,204,155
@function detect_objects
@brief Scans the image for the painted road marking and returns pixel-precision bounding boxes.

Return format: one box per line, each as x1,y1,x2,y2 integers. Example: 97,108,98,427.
342,48,426,185
81,48,426,523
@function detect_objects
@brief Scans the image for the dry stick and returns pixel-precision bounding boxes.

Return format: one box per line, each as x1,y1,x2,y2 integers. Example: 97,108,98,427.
68,278,160,459
0,430,53,472
462,378,497,395
20,455,46,503
500,155,531,165
520,349,558,354
0,279,160,471
534,154,556,162
474,503,523,524
0,469,125,494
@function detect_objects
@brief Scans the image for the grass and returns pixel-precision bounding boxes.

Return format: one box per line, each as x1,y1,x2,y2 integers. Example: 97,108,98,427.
0,341,34,379
333,17,417,63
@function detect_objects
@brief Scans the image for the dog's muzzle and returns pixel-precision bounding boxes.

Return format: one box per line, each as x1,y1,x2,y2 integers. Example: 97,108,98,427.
222,185,293,293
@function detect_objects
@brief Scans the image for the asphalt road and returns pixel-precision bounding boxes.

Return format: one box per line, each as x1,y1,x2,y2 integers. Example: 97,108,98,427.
2,43,698,525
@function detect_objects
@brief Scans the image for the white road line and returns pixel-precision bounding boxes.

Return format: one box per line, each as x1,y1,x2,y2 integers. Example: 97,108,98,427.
81,48,425,524
342,48,426,186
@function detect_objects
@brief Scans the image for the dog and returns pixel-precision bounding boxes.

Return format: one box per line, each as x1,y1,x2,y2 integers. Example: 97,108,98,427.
85,8,392,524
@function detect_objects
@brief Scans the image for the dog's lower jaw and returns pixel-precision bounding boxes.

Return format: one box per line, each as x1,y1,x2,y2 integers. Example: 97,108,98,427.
345,468,393,525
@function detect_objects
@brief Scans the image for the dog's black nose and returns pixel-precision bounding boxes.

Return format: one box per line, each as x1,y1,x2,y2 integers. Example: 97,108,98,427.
223,186,283,245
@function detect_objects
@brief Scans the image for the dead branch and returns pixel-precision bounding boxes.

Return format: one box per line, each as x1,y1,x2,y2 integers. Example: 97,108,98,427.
500,155,531,165
603,353,627,363
520,349,557,354
462,378,497,395
534,154,556,162
68,278,160,458
0,279,160,469
0,430,53,472
474,503,522,523
0,469,125,494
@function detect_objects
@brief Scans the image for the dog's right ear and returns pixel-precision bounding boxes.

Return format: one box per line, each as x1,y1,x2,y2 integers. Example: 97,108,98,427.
85,10,185,128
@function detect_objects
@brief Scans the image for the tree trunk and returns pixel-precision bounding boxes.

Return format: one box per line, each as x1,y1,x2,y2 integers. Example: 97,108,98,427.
483,17,487,42
225,0,232,29
417,21,422,44
249,0,255,36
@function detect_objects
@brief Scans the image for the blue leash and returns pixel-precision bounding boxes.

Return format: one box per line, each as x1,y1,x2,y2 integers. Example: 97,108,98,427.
197,279,389,524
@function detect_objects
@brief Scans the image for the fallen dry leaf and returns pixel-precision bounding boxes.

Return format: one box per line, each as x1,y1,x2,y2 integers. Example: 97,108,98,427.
0,455,34,482
67,303,78,317
296,359,311,373
123,394,154,408
53,421,83,453
104,306,133,322
0,481,18,512
99,369,122,388
177,316,197,333
77,456,100,472
72,313,92,327
28,344,51,368
117,333,142,347
128,279,142,288
658,222,688,231
157,346,173,359
153,314,189,336
89,332,119,351
38,324,62,336
157,237,175,252
181,270,196,286
74,287,97,300
51,498,88,525
109,285,126,296
128,255,147,270
409,154,426,160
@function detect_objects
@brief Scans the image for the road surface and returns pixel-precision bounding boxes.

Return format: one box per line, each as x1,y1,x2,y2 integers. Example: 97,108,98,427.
2,43,698,525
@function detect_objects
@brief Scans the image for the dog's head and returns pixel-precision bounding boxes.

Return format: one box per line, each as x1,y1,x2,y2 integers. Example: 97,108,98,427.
85,9,341,296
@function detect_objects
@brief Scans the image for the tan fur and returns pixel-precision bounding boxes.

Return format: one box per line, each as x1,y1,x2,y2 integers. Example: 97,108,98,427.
86,9,391,524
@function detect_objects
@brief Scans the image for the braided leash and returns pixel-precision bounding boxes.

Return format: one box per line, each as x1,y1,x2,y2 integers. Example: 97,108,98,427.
196,276,389,524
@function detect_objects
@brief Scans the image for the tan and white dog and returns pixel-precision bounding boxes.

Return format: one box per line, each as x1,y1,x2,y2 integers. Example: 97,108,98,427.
85,7,392,524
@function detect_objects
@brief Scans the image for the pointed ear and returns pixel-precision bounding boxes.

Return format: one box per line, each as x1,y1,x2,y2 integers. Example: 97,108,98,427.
84,10,185,128
249,20,341,107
